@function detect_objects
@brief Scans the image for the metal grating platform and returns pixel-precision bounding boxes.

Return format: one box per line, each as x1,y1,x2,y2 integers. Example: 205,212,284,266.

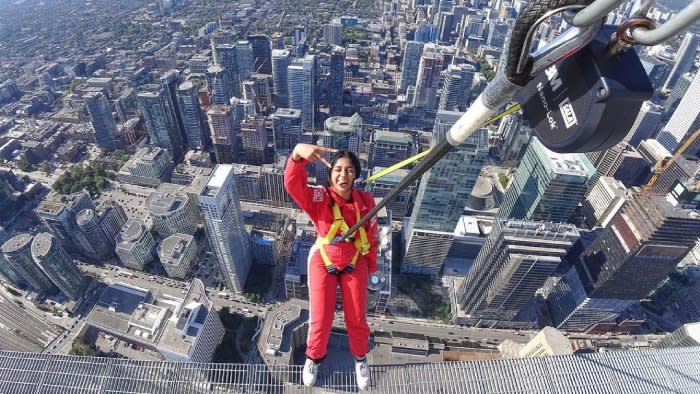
1,346,700,393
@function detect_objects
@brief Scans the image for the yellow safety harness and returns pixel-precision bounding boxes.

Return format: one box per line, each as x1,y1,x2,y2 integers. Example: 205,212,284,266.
316,203,371,274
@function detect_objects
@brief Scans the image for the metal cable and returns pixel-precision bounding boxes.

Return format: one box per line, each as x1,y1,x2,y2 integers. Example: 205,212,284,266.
631,1,700,45
571,0,626,26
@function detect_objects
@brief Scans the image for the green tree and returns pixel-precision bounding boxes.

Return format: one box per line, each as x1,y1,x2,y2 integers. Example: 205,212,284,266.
69,337,103,357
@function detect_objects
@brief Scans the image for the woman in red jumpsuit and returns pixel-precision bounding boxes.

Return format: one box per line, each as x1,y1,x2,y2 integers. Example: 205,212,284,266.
284,143,377,390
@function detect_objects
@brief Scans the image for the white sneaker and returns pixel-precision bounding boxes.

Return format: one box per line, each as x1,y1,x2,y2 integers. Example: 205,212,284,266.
355,357,370,391
302,358,319,387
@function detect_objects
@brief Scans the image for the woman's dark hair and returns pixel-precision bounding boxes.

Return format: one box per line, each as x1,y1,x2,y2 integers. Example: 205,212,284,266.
326,150,361,181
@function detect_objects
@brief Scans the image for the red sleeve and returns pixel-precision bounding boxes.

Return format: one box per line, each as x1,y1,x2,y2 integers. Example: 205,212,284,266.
283,156,318,222
363,191,379,274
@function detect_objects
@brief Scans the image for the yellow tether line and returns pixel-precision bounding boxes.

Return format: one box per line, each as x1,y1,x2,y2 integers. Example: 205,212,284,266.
364,103,522,184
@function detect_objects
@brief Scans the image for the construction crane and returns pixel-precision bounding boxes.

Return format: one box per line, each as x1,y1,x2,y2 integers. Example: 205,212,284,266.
642,128,700,193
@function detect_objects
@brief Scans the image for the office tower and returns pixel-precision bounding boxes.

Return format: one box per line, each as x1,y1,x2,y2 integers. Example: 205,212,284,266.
242,74,273,115
456,220,579,323
657,71,700,153
236,40,254,81
261,162,292,206
500,326,573,358
84,92,122,150
117,146,174,187
439,64,475,111
403,111,488,275
137,84,185,159
578,193,700,301
158,233,197,279
486,21,509,48
146,188,198,238
581,176,628,229
232,164,262,201
213,43,241,98
2,234,57,294
662,33,699,91
399,41,424,93
639,54,671,91
497,137,595,222
199,165,252,292
663,72,692,117
412,44,443,110
368,167,414,218
415,23,439,42
272,108,302,150
624,101,662,148
438,12,455,43
369,130,415,168
31,233,84,300
99,200,127,249
654,322,700,348
76,208,112,260
176,81,208,150
324,23,342,46
271,49,290,108
293,25,306,48
207,65,229,105
323,113,362,150
287,55,316,131
247,34,272,74
328,47,345,116
240,116,268,165
115,219,156,270
586,142,647,188
189,53,210,75
207,105,237,164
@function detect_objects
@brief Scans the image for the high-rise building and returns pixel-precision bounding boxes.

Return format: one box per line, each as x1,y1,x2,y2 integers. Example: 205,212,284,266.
399,41,424,93
84,92,122,150
242,74,273,115
323,23,342,46
1,234,57,294
213,43,241,98
653,322,700,348
232,164,262,201
578,193,700,301
497,137,595,222
115,219,156,270
455,220,579,324
137,84,185,159
198,164,252,293
581,176,628,229
272,108,302,150
368,167,415,218
323,113,362,151
486,21,509,48
412,44,443,110
158,233,197,279
662,32,699,92
207,65,229,105
369,130,415,169
35,191,95,256
657,71,700,153
328,47,345,116
146,187,198,238
287,55,316,131
30,233,84,300
438,64,475,111
403,111,488,275
207,105,237,164
240,116,268,165
76,208,113,260
639,54,671,91
117,146,173,187
585,142,647,188
271,49,290,108
236,40,254,81
176,81,208,150
651,154,700,194
247,34,272,74
624,101,662,148
261,162,292,206
663,72,692,117
99,200,128,249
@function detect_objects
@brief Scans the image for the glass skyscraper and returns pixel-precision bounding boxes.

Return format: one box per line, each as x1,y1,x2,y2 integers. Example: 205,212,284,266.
497,137,595,223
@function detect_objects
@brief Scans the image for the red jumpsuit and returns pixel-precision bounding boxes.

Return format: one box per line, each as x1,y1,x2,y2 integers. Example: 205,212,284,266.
284,157,378,360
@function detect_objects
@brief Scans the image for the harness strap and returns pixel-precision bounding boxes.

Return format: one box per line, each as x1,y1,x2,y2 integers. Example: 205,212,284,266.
316,203,370,272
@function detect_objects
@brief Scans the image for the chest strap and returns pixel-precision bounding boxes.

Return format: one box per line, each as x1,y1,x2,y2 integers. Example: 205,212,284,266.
316,203,370,273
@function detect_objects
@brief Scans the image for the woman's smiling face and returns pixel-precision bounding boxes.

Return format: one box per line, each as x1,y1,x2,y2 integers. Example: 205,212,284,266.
330,157,356,198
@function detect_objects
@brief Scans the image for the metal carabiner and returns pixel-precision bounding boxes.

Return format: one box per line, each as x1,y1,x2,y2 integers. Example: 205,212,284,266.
516,5,603,76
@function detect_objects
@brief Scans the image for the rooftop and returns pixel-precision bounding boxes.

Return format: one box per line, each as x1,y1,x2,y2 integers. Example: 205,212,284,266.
202,164,232,198
30,232,55,259
75,208,97,226
1,233,32,254
158,234,195,265
2,346,700,392
117,219,147,244
146,190,187,215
